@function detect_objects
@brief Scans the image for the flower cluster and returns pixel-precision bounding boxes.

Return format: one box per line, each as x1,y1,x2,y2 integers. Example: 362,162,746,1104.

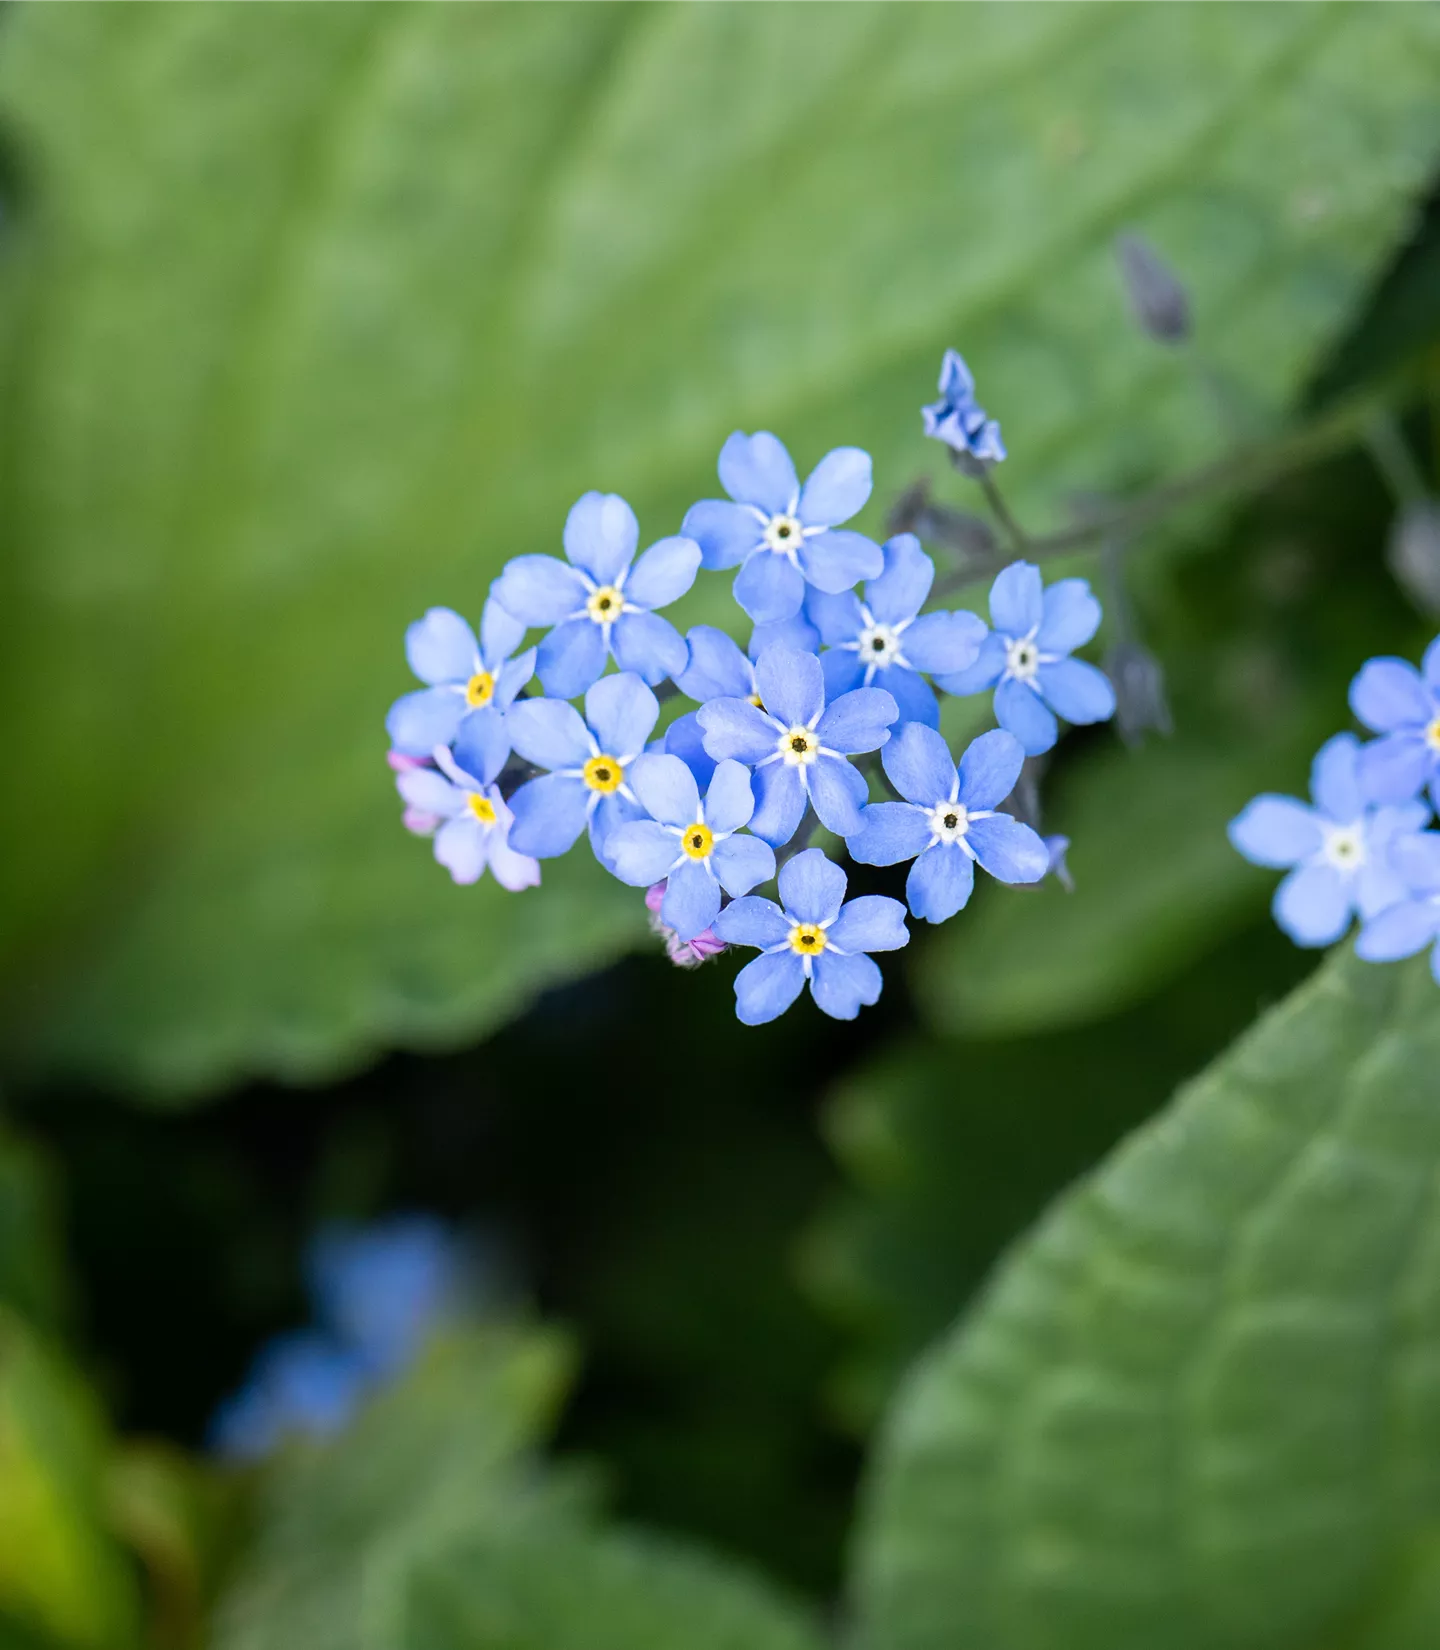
387,358,1117,1025
1229,636,1440,980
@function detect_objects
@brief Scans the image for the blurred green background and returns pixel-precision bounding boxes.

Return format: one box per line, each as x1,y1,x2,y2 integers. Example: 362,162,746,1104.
3,5,1440,1649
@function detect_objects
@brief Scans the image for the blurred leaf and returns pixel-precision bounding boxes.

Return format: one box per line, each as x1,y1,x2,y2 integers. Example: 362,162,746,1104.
0,1123,68,1329
0,6,1438,1096
852,949,1440,1650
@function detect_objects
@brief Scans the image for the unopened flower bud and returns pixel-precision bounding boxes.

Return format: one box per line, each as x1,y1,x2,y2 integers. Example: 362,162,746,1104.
1387,498,1440,617
645,883,726,968
1115,233,1191,344
1105,639,1173,746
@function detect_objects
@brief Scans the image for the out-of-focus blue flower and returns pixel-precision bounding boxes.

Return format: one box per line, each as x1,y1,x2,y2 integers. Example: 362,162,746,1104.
506,673,658,863
209,1331,369,1461
848,725,1047,921
605,755,775,939
1356,832,1440,984
491,492,701,698
681,433,884,625
1228,732,1430,947
386,600,536,758
713,848,908,1023
1350,637,1440,808
394,712,540,890
935,560,1115,755
921,349,1006,463
696,646,897,846
807,534,986,729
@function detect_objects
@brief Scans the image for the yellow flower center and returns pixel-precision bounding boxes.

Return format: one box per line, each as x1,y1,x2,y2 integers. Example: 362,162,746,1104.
681,822,714,861
779,726,818,766
464,670,495,709
586,585,624,625
466,793,497,826
1427,716,1440,753
583,753,624,794
788,922,827,956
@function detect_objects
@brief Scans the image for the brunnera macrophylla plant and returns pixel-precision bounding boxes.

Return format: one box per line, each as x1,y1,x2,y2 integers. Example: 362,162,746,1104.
386,354,1118,1025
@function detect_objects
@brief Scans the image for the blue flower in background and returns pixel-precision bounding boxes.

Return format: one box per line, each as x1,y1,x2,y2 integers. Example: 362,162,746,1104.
935,560,1115,755
1356,831,1440,983
848,725,1047,921
386,600,536,758
1350,637,1440,808
713,848,908,1024
1228,732,1429,947
505,673,658,862
492,492,701,698
605,754,775,939
394,711,540,890
922,349,1006,463
209,1331,369,1461
681,433,884,625
697,646,897,846
807,533,986,728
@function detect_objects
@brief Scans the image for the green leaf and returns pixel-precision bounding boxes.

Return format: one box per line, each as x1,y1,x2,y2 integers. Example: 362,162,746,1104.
1,6,1438,1096
0,1124,68,1330
851,949,1440,1650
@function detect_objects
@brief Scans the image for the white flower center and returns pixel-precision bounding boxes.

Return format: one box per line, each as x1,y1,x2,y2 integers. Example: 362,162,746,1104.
585,585,625,626
763,513,804,557
928,801,971,844
1322,823,1366,873
778,725,819,766
858,621,902,668
1005,635,1040,682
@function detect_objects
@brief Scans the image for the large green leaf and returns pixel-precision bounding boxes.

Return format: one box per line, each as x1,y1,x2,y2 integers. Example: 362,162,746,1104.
851,948,1440,1650
1,5,1438,1096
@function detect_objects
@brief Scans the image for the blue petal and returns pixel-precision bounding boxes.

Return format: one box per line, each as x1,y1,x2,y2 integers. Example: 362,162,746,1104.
479,596,526,672
625,535,702,610
506,697,593,771
1273,860,1353,947
797,447,872,527
563,491,638,586
797,529,885,594
1358,730,1432,806
661,858,722,940
882,665,941,729
611,610,687,684
1036,579,1102,654
956,727,1024,810
506,773,591,858
1228,796,1322,868
697,697,778,765
820,649,867,701
537,617,607,698
487,818,542,892
710,832,775,897
493,555,587,626
881,722,955,806
816,687,897,754
750,611,820,657
967,813,1049,883
663,709,718,789
827,893,908,953
718,431,798,513
866,534,933,625
1426,635,1440,695
807,754,867,837
734,551,806,624
434,816,492,885
989,561,1043,636
995,677,1058,755
714,895,789,949
933,630,1004,696
748,762,808,847
589,792,646,867
396,768,464,818
681,499,763,571
847,801,932,866
808,951,884,1020
704,758,754,835
807,589,865,647
906,843,974,922
386,686,464,757
1310,732,1364,822
406,608,478,686
493,648,536,711
676,626,753,702
1349,657,1431,733
938,349,974,399
756,646,825,729
585,672,660,757
1395,832,1440,894
778,847,847,924
901,610,987,677
628,752,700,827
733,952,807,1025
1356,897,1440,962
1037,657,1115,726
451,706,510,788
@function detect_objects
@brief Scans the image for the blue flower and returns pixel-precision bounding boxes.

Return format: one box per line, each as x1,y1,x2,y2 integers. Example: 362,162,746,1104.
848,725,1048,921
385,599,536,758
713,848,908,1024
394,710,540,890
921,349,1006,463
806,533,986,729
696,646,897,846
605,754,776,939
681,433,885,625
935,560,1115,755
1228,732,1430,947
491,492,701,698
209,1331,369,1460
1356,831,1440,984
1350,637,1440,808
506,673,659,862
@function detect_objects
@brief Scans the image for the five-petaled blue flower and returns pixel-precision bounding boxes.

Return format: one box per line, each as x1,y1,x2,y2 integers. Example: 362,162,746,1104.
713,848,908,1024
807,533,986,728
1349,637,1440,809
1228,732,1429,947
922,349,1006,463
505,673,659,862
848,725,1049,921
393,711,541,890
1356,831,1440,984
936,560,1115,755
697,646,897,846
605,754,776,939
681,433,884,625
492,491,701,699
386,599,536,758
